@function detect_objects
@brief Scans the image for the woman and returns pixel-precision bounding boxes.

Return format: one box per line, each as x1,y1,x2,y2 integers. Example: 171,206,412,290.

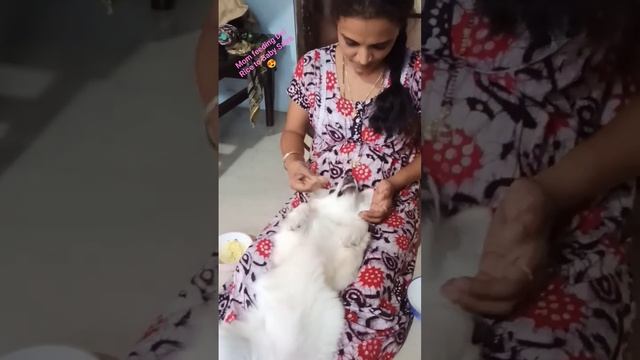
422,0,640,359
127,0,422,359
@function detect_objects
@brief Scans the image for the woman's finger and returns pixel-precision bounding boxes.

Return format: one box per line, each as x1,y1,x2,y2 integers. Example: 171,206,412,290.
455,292,517,316
441,277,519,315
366,208,384,217
359,211,383,224
291,177,313,192
445,276,524,301
365,206,389,219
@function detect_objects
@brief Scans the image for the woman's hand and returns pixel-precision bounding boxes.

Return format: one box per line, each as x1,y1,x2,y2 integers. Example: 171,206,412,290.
359,179,396,224
286,159,328,192
441,178,558,316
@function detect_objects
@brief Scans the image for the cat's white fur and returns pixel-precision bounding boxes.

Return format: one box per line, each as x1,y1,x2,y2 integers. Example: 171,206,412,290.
175,177,374,360
422,206,492,360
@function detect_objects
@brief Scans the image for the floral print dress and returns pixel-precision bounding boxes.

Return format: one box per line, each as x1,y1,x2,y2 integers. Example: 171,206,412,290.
422,1,637,359
127,43,422,360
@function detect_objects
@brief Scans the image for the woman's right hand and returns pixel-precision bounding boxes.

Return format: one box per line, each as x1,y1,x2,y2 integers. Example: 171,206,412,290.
286,159,328,192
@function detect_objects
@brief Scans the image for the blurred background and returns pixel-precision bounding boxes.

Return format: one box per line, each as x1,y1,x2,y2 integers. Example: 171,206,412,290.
0,0,217,357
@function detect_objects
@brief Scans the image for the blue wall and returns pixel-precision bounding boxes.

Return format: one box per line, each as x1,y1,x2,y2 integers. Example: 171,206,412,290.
219,0,297,113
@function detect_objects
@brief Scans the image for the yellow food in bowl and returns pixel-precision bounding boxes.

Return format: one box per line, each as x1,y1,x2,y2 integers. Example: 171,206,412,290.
220,239,246,264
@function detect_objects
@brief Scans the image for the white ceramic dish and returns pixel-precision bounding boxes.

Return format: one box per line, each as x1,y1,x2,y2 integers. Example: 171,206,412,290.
218,232,253,264
407,276,421,320
218,232,253,290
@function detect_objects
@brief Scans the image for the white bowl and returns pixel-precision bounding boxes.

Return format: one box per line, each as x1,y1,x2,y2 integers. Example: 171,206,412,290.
218,232,253,264
218,232,253,290
407,277,421,320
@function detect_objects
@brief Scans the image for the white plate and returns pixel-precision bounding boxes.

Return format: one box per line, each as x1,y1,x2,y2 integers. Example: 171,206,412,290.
218,232,253,291
407,277,421,319
218,232,253,263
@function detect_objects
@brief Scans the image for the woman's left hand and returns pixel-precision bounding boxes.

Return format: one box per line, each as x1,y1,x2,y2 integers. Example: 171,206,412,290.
441,178,558,316
359,179,396,224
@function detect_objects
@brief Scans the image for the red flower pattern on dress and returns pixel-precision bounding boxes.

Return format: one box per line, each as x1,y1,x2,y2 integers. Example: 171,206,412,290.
523,279,586,331
545,113,571,138
376,329,394,337
451,12,514,60
225,311,237,323
290,197,301,209
488,73,517,93
412,55,422,73
345,310,358,323
384,212,404,229
294,58,304,80
336,96,354,117
577,207,603,234
255,239,272,258
309,161,319,174
313,50,320,61
357,338,383,360
352,163,372,183
326,71,337,92
380,352,395,360
306,92,316,110
399,188,412,198
380,299,397,315
358,265,384,289
601,236,626,262
340,141,356,154
361,127,382,144
395,234,410,251
423,129,483,187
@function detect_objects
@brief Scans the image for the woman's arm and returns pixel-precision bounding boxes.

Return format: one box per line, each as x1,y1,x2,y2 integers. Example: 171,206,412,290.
387,153,421,192
534,96,640,215
281,101,328,192
280,101,309,166
445,98,640,315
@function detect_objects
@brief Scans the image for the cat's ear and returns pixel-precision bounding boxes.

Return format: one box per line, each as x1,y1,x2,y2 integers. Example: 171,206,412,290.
356,188,374,213
309,188,330,200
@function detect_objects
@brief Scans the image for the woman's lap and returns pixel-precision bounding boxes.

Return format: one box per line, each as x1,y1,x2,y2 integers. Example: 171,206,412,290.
129,212,632,360
219,198,422,358
479,265,634,360
128,193,421,360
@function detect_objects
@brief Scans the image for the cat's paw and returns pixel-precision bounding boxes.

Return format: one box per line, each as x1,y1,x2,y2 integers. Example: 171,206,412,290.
283,203,310,231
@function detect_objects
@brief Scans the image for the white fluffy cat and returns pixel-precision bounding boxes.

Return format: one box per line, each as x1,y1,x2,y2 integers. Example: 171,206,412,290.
175,175,374,360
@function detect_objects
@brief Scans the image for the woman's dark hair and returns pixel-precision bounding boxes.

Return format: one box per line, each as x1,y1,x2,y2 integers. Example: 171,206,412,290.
476,0,640,81
331,0,418,138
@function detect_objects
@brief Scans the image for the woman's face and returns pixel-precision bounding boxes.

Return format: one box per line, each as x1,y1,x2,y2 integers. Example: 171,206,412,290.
336,17,399,75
